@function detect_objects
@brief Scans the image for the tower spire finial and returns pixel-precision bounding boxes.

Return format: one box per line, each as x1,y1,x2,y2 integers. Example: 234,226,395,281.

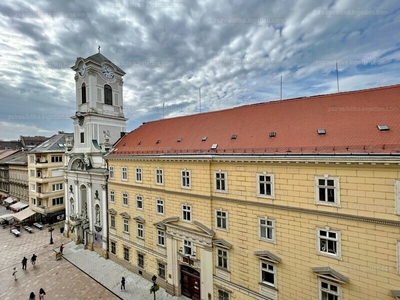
98,45,101,53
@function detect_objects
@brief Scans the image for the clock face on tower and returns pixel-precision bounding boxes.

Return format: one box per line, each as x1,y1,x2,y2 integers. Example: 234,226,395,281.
101,65,114,79
78,62,86,76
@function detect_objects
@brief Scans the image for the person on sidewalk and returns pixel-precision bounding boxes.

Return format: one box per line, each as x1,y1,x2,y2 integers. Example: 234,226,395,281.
22,257,27,270
31,254,37,265
39,288,46,300
29,292,36,300
12,267,17,281
59,244,64,254
121,277,125,291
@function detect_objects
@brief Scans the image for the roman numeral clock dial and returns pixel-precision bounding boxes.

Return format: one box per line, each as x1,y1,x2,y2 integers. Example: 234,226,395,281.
101,65,114,79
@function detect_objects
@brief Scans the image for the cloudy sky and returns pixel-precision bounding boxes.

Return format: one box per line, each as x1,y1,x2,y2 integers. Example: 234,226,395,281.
0,0,399,141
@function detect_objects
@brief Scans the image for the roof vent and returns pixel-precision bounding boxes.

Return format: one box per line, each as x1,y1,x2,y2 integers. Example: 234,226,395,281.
269,132,276,138
231,134,237,140
138,141,141,145
156,140,161,144
202,136,207,141
211,143,218,150
317,129,326,135
377,124,389,131
177,138,182,142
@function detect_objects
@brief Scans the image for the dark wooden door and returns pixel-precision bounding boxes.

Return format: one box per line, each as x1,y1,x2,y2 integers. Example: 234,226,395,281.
181,266,201,300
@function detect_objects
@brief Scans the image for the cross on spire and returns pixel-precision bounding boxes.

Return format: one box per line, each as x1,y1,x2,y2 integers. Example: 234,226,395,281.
98,45,101,53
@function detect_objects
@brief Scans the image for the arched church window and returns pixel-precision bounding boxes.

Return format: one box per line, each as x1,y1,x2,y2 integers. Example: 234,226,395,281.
104,84,112,105
82,83,86,104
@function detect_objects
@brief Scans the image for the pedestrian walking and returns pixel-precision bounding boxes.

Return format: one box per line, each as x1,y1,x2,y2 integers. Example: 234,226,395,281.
39,288,46,300
29,292,36,300
12,267,17,281
121,276,125,291
31,254,37,266
59,244,64,254
22,257,27,270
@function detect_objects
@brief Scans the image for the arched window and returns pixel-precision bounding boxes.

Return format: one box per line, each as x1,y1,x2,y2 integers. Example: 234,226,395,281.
81,83,86,104
104,85,112,105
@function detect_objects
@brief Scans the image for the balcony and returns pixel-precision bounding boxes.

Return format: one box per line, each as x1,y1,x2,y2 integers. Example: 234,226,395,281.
35,158,48,165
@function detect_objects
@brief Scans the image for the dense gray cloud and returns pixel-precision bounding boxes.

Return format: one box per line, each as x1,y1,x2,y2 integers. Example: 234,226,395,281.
0,0,399,140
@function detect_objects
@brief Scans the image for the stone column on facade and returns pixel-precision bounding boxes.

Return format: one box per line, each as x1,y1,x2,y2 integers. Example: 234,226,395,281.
200,246,213,300
86,182,93,250
73,180,80,243
101,183,108,258
63,177,69,237
166,233,178,295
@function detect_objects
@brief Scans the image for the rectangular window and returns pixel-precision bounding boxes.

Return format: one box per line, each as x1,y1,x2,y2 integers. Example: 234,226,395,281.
31,198,36,205
319,279,340,300
111,241,116,254
156,199,164,215
155,168,163,185
135,167,142,182
217,248,229,270
138,253,144,268
216,210,228,230
110,191,115,203
51,156,62,163
80,132,84,143
259,217,275,243
122,193,128,206
218,290,230,300
183,240,192,256
136,195,143,210
52,197,63,206
215,171,227,192
109,166,114,179
182,204,192,222
122,166,128,180
157,230,165,246
29,156,34,164
52,183,63,191
257,173,274,198
137,223,144,239
30,184,36,192
317,228,340,258
30,170,34,177
261,261,276,287
158,263,166,279
123,219,129,233
181,170,191,188
123,246,129,261
315,176,339,206
110,215,115,228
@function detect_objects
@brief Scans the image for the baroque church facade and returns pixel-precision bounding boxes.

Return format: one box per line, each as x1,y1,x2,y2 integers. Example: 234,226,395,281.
63,51,127,257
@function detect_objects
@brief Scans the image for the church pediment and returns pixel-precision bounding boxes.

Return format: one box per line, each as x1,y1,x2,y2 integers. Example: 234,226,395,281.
254,250,281,264
193,221,215,237
212,238,232,249
312,267,349,284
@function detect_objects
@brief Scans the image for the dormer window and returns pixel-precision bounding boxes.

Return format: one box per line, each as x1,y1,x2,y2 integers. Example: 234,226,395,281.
81,83,86,104
104,84,112,105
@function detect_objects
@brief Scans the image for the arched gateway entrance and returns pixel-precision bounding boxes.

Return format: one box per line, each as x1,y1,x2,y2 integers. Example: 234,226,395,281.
181,265,200,300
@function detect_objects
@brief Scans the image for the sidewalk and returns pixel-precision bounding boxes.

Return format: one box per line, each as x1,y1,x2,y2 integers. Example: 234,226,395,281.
62,242,188,300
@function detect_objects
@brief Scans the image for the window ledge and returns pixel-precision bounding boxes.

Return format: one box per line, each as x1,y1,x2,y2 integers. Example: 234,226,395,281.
216,266,231,273
317,252,341,260
315,202,340,207
259,282,278,291
259,238,276,244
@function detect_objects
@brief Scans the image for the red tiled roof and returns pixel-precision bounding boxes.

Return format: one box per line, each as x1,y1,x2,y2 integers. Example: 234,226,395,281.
110,84,400,156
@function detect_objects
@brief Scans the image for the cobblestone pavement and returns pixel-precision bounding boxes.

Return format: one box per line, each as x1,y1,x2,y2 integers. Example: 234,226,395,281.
0,205,188,300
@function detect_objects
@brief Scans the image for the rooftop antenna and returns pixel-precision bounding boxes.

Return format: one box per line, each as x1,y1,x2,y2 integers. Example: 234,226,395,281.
336,62,339,93
199,87,201,113
280,76,283,100
98,45,101,53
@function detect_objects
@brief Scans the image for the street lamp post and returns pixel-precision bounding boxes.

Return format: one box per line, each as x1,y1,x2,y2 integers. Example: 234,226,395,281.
151,275,158,300
49,225,54,245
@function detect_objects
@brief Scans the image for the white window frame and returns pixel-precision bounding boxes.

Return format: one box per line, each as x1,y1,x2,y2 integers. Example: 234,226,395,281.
110,190,115,203
155,168,164,185
109,166,114,179
318,278,341,300
135,167,142,183
216,248,229,270
181,169,191,189
215,209,228,231
110,215,116,228
52,197,63,206
183,239,193,256
257,173,275,199
123,219,129,233
156,198,164,215
122,166,128,181
30,170,34,177
122,193,128,206
31,198,36,205
182,204,192,222
260,261,276,288
259,217,276,243
157,230,165,247
315,175,340,206
29,155,34,164
217,290,230,300
397,240,400,274
137,223,144,239
395,180,400,215
214,171,227,192
30,184,36,192
52,183,63,191
158,262,166,279
316,227,341,259
136,195,143,210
